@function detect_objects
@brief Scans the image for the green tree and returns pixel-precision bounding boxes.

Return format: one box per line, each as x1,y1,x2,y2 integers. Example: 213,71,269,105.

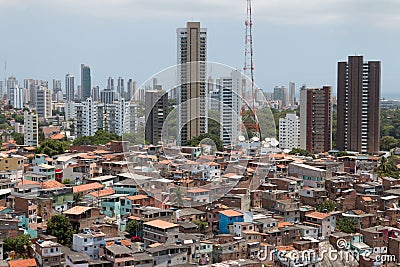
126,219,140,236
123,131,145,145
62,178,71,185
381,136,399,151
3,234,31,257
73,192,84,203
0,123,10,130
11,132,24,145
208,110,220,137
0,114,7,124
46,215,74,246
316,200,337,212
35,139,70,156
336,151,350,157
192,219,208,234
14,115,24,124
73,130,121,145
336,217,359,233
187,133,223,152
289,148,313,157
377,156,399,178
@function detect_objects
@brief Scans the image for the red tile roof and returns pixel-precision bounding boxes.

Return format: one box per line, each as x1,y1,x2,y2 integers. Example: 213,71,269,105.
63,206,92,215
9,258,37,267
278,222,293,228
362,196,373,202
218,209,243,217
73,182,104,193
305,211,331,220
50,133,65,140
89,188,115,197
42,180,65,189
18,180,40,186
143,219,178,229
127,195,149,201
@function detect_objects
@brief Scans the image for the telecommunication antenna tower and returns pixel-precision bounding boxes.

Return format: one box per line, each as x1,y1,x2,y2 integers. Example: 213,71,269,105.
242,0,260,139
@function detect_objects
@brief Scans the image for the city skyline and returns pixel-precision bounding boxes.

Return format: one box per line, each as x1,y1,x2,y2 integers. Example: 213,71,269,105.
1,1,400,98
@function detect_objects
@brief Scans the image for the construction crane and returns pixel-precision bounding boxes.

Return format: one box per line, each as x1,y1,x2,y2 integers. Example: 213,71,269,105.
242,0,261,140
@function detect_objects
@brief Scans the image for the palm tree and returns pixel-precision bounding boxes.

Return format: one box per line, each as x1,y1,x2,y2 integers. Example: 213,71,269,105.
171,187,185,207
377,156,398,177
73,192,84,205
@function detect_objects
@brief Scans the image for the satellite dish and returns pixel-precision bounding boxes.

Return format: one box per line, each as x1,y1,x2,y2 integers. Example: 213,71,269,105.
252,136,260,142
238,136,245,142
270,138,279,147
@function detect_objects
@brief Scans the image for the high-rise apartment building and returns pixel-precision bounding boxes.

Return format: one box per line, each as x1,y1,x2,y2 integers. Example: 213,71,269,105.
52,79,62,101
92,86,100,102
273,86,289,108
36,86,52,119
279,113,300,150
107,77,114,91
127,79,136,101
6,76,18,98
81,64,91,100
75,98,98,137
145,90,168,145
65,73,75,102
129,104,138,133
65,101,75,121
117,77,124,98
100,89,116,104
289,82,295,106
218,70,243,146
300,86,332,154
9,77,24,109
24,111,38,146
106,99,130,136
27,80,38,107
177,21,207,145
337,55,381,154
209,90,220,111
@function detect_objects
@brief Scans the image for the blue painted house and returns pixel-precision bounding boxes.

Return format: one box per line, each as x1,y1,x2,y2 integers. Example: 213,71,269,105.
218,209,244,234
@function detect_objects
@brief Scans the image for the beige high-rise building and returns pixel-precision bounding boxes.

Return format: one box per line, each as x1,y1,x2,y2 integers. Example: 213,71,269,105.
177,22,207,146
24,111,38,147
36,86,52,119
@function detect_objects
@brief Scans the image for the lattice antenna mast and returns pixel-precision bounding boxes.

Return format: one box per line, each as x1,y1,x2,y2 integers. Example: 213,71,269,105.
244,0,255,108
242,0,260,138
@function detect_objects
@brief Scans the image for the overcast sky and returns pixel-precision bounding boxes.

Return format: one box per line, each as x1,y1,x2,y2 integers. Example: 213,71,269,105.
1,0,399,98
